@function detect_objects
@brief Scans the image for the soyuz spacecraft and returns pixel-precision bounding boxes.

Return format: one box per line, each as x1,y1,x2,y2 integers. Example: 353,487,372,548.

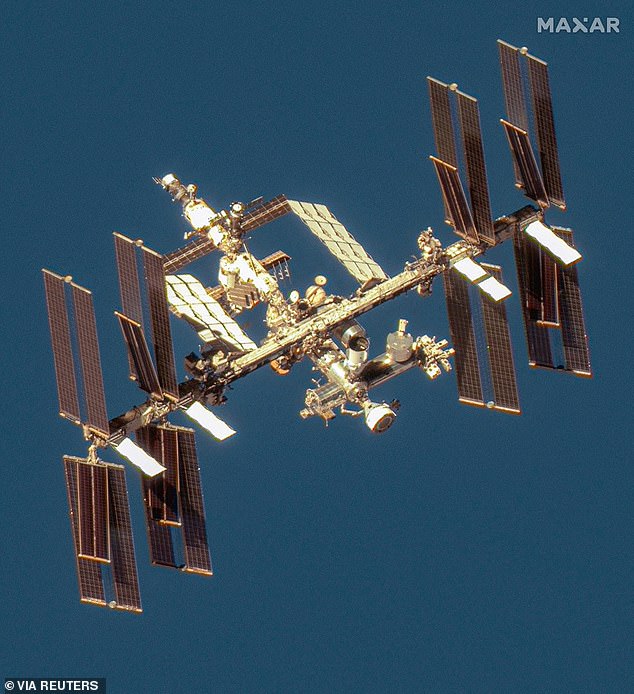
43,41,591,612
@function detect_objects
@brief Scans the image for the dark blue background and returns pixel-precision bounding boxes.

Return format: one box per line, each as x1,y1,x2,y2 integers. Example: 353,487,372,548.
3,2,632,692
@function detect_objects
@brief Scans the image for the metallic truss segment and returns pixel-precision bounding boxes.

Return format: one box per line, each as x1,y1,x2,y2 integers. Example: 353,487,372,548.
501,120,549,207
64,457,142,613
166,274,257,353
241,194,291,232
137,425,212,575
527,54,565,209
443,269,484,406
428,77,458,167
287,200,389,284
42,270,81,423
430,157,479,244
141,246,179,399
456,90,495,245
479,264,521,414
115,312,163,396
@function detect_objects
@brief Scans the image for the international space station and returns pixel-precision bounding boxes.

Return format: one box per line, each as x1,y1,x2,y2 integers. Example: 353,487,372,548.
43,40,591,612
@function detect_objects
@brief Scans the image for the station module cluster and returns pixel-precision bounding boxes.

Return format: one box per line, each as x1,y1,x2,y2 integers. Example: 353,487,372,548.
43,40,592,612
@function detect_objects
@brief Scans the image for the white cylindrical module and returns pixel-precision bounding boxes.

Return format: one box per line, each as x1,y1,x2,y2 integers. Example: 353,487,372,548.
345,334,369,369
184,200,217,230
386,330,414,363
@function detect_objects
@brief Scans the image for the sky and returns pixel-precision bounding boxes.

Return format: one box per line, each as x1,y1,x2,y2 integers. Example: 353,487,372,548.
2,2,633,692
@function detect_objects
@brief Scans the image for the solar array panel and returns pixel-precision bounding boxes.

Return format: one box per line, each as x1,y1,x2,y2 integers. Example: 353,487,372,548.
498,40,566,210
427,78,494,245
479,264,520,413
71,284,110,436
116,312,163,396
501,120,548,207
43,270,110,436
514,227,591,375
498,40,529,131
63,457,142,612
107,463,143,611
137,425,212,575
430,157,479,244
178,428,213,575
114,233,143,380
527,55,565,209
443,269,484,406
288,201,389,284
539,253,559,326
167,274,257,352
64,457,107,607
445,263,520,412
77,461,109,562
514,230,555,368
142,246,179,399
456,91,495,245
553,228,592,376
164,237,217,275
428,78,458,167
113,234,143,324
42,270,81,423
241,194,291,232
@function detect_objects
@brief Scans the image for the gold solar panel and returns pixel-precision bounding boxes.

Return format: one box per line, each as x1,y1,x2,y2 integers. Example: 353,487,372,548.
137,425,212,575
479,264,521,414
443,269,484,406
142,246,179,399
115,312,163,396
42,270,81,423
430,157,479,244
456,90,495,245
527,55,566,209
63,457,142,612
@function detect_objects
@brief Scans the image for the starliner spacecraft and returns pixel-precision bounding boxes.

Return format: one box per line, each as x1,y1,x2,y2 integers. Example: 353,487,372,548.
43,40,591,612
